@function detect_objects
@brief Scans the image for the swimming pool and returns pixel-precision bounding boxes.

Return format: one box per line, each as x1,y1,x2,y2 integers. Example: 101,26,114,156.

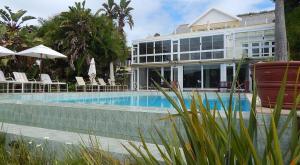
0,92,250,142
4,92,250,111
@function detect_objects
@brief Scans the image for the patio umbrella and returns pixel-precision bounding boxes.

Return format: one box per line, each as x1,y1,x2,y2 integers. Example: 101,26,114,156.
88,58,96,80
17,45,66,59
0,46,15,57
17,44,67,72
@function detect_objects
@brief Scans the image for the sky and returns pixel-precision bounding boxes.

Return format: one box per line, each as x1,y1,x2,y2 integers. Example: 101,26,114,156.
1,0,274,45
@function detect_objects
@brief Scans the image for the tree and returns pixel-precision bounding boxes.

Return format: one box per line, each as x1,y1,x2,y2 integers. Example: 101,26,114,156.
97,0,118,20
116,0,134,35
38,1,126,79
274,0,288,61
0,6,36,50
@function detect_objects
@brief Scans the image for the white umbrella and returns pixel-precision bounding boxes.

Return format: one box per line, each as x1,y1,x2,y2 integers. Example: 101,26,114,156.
88,58,96,78
17,44,66,59
109,62,115,81
0,46,15,57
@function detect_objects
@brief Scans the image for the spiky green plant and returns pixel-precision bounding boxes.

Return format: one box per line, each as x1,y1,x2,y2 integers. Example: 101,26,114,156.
123,62,300,164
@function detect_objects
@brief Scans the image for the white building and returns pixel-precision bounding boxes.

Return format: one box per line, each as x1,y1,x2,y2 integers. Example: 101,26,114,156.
131,8,275,91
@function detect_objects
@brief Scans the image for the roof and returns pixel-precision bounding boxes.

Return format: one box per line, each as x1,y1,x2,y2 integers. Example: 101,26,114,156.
188,8,241,27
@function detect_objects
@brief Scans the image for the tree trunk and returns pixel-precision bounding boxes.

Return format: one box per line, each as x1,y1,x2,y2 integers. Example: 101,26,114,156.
274,0,288,61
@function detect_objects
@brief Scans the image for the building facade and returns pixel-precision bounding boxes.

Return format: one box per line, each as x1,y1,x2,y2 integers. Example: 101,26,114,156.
130,8,275,91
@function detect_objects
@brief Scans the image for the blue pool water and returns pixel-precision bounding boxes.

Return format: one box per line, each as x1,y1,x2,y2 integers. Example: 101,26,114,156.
51,95,250,111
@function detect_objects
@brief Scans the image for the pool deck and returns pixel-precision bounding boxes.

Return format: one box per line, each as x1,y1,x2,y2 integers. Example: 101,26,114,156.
1,122,164,161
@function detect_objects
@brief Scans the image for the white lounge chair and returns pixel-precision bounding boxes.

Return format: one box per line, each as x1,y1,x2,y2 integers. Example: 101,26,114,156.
13,72,42,93
75,77,99,92
0,70,21,93
108,78,123,91
40,74,68,92
97,78,111,91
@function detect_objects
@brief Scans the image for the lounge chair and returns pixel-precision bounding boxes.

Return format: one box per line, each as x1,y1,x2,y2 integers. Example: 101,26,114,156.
0,70,21,93
97,78,110,91
75,77,99,92
40,74,68,92
13,72,43,93
108,79,126,91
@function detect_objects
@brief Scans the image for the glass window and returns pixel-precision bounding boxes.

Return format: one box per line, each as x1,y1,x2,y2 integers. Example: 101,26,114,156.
139,43,147,55
190,37,200,51
173,54,178,61
252,48,260,57
202,36,212,50
133,47,137,55
163,55,171,62
191,53,200,60
180,53,189,60
183,65,202,88
252,43,259,47
173,41,178,52
140,56,146,63
201,52,212,59
155,41,162,54
213,35,224,49
147,56,154,62
213,51,224,59
262,48,269,56
148,68,161,87
203,65,220,88
147,42,154,54
180,38,189,52
155,55,162,62
162,40,171,53
163,67,171,83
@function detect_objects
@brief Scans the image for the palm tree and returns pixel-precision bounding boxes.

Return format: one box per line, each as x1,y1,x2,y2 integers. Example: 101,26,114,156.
97,0,118,20
274,0,288,61
0,6,35,33
59,1,94,71
116,0,134,35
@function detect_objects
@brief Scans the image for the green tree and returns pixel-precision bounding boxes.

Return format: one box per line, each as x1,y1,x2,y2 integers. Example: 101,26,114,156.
38,1,126,79
0,6,36,51
97,0,118,20
116,0,134,35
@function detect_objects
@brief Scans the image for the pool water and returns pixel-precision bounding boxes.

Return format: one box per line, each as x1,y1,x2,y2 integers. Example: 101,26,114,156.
51,95,250,111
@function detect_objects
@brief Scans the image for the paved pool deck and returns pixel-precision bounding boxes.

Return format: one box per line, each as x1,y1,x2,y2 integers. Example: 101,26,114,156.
0,122,164,161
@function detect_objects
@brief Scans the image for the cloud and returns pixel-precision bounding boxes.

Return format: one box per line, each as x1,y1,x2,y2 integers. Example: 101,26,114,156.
0,0,274,45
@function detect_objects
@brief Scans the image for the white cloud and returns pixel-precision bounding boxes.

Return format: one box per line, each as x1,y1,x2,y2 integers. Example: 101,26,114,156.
0,0,274,45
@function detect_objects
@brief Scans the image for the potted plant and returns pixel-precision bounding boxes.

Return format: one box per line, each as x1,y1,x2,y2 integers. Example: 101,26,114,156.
253,0,300,109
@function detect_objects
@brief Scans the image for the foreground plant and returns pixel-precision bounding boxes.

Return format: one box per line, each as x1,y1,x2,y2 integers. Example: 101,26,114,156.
124,63,300,164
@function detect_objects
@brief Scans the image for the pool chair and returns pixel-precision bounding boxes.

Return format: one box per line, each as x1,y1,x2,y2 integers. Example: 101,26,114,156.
108,79,123,91
97,78,111,92
13,72,43,93
0,70,22,93
75,77,99,92
40,74,68,92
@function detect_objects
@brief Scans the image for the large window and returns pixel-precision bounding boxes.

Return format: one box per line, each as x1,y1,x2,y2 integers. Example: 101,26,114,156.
213,35,224,49
180,38,189,52
148,68,161,87
147,42,154,54
203,65,220,88
139,43,147,54
183,65,202,88
155,41,162,54
162,40,171,53
190,37,200,51
173,40,178,52
202,36,212,50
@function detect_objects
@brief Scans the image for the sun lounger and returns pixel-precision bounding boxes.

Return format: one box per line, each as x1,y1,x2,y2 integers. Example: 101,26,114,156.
75,77,99,92
13,72,43,93
0,70,21,93
97,78,111,91
40,74,68,92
